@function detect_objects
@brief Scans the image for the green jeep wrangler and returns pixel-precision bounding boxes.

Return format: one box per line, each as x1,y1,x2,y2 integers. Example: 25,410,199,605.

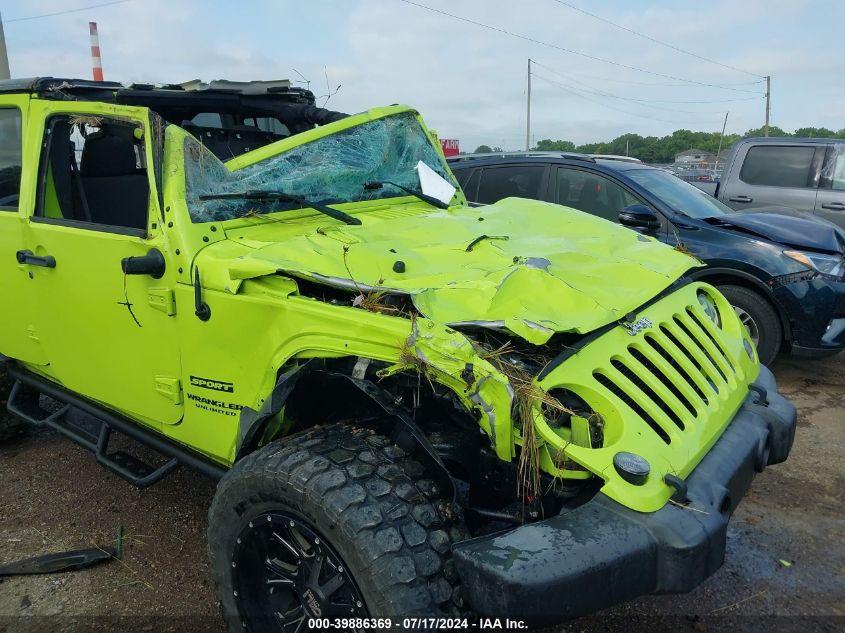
0,78,796,630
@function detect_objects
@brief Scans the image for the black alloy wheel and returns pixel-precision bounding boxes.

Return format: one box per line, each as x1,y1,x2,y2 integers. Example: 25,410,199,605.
231,512,366,633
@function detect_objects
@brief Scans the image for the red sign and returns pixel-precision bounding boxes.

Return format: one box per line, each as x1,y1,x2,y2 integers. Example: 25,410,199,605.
440,138,460,157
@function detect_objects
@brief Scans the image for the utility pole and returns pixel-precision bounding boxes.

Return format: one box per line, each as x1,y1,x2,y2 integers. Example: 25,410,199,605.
0,13,11,79
764,75,771,136
525,58,531,151
716,111,729,170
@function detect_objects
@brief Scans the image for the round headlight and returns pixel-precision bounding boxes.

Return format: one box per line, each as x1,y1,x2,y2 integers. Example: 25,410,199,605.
697,290,721,327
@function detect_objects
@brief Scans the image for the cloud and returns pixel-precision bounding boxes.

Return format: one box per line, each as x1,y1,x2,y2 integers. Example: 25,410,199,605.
2,0,843,149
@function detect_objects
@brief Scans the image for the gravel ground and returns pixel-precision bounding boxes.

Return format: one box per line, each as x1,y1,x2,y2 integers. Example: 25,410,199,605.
0,354,843,633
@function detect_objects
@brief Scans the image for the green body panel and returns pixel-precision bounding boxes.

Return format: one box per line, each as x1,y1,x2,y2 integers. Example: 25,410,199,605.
0,94,49,365
0,97,760,514
535,281,758,511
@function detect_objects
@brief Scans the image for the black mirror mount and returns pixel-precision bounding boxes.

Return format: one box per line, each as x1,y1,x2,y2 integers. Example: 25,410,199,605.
121,248,166,279
619,204,661,233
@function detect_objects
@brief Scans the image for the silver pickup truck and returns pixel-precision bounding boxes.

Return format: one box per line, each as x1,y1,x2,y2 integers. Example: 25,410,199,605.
717,137,845,229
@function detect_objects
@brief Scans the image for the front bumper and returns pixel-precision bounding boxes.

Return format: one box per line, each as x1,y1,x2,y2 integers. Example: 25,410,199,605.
452,365,796,626
773,277,845,356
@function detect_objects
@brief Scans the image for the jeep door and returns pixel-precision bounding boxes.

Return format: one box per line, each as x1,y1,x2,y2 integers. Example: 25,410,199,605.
0,95,50,365
815,144,845,229
20,102,182,428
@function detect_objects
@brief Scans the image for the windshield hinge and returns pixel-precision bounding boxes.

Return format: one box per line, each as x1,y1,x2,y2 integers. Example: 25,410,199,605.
154,376,182,404
148,287,176,316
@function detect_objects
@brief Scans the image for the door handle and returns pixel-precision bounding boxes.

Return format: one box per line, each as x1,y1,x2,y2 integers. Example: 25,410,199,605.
821,202,845,211
729,195,753,203
16,250,56,268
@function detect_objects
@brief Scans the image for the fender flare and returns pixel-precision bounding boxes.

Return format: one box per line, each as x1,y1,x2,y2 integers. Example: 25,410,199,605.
235,360,456,502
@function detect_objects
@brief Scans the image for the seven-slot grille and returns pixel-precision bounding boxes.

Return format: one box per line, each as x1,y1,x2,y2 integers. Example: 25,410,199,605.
592,304,737,445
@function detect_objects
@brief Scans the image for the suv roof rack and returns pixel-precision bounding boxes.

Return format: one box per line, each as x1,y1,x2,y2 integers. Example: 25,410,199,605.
590,154,643,163
0,77,312,101
447,150,596,163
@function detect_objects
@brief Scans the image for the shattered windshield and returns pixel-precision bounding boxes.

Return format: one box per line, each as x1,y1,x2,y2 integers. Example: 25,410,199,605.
184,112,456,223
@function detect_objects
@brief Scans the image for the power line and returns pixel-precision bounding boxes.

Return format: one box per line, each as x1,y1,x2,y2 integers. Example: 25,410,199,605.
549,0,763,79
532,72,722,125
532,61,764,106
396,0,764,93
5,0,132,23
537,71,722,114
547,72,763,88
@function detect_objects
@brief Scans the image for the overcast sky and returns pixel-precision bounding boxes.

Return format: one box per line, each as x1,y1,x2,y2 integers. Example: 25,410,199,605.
3,0,844,150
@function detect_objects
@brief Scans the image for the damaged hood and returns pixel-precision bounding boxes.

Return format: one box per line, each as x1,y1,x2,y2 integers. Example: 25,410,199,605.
710,209,845,254
208,198,700,344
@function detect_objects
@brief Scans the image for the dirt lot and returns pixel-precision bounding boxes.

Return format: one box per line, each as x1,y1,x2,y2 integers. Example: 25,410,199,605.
1,354,843,633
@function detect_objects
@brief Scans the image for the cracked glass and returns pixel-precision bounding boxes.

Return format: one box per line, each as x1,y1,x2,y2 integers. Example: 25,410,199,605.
184,112,456,223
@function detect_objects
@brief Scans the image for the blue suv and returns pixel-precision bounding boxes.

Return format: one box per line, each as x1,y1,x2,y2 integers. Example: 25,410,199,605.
449,152,845,364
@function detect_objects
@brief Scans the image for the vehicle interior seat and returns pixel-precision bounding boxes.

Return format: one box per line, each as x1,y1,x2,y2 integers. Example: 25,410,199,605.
556,177,571,204
577,177,611,218
178,120,284,160
79,124,149,230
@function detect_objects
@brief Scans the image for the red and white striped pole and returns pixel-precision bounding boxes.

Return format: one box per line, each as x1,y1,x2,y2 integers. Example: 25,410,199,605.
89,22,104,81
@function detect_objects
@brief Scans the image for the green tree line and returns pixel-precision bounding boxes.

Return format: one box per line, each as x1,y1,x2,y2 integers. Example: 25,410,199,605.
473,126,845,163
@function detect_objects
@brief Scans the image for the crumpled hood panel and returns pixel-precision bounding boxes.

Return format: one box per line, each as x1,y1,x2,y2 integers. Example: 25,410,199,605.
210,198,699,343
721,209,845,254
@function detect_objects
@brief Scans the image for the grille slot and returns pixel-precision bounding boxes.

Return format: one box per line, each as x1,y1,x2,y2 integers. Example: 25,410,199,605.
610,358,685,431
659,324,719,395
645,333,709,406
628,347,696,421
673,316,728,384
593,371,672,444
686,307,736,373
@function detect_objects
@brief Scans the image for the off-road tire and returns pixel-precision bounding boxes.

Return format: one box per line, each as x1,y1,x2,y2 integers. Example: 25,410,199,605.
0,367,26,442
717,284,782,365
208,424,468,631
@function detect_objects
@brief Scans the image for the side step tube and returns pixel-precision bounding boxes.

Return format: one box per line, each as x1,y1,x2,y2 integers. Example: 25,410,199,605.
6,367,226,486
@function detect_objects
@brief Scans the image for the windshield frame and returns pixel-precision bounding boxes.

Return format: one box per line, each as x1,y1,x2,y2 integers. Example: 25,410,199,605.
624,167,735,220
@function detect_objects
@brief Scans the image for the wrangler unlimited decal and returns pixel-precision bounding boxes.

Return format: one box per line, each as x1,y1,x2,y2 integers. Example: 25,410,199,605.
186,392,243,416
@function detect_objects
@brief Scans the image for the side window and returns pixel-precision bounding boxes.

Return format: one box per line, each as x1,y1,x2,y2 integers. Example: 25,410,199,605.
476,165,545,204
555,168,639,222
243,117,291,136
453,167,474,189
190,112,223,128
739,145,816,188
0,108,22,211
36,115,149,233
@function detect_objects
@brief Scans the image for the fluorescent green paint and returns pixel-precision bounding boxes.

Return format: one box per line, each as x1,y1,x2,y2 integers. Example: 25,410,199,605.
0,96,759,514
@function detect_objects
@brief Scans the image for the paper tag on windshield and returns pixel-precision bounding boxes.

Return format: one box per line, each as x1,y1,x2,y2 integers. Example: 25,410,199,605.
416,161,457,206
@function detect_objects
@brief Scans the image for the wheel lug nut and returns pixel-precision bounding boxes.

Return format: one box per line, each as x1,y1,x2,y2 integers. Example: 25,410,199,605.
248,522,253,528
356,601,362,608
233,590,239,597
232,562,236,568
267,516,272,522
338,566,344,573
315,538,320,545
290,521,295,527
